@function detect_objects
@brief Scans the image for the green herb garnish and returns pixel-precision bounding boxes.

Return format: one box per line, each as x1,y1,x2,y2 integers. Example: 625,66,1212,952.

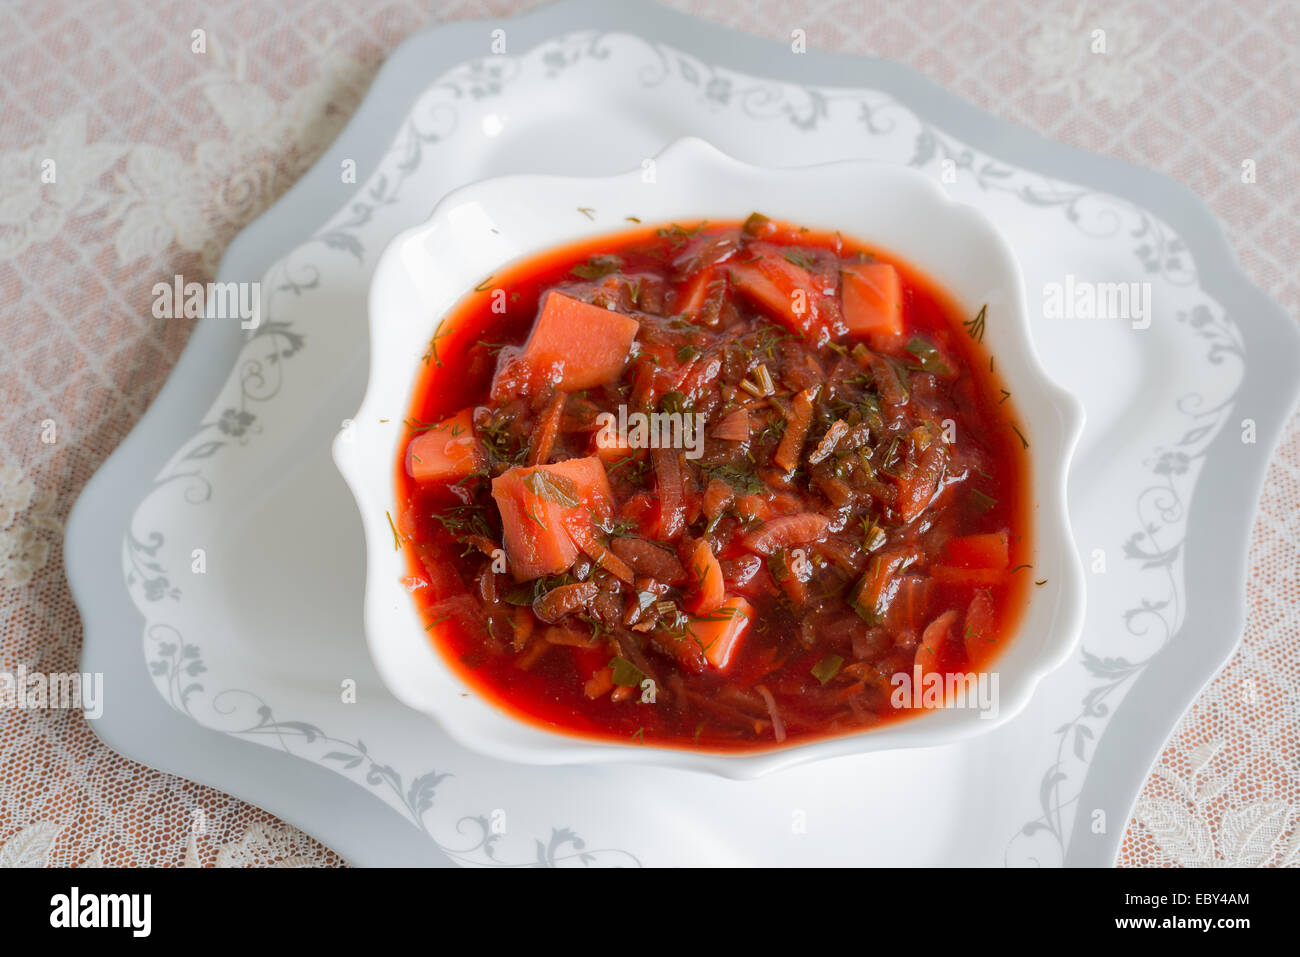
742,212,771,235
767,550,791,584
860,517,887,552
905,337,954,376
655,222,707,250
701,462,764,495
963,304,987,343
571,255,623,281
609,657,646,687
782,248,817,270
432,503,494,541
422,326,450,368
660,391,690,414
523,469,580,507
812,654,844,685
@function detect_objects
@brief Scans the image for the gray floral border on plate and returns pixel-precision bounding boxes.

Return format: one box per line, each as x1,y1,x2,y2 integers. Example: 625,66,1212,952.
144,624,637,867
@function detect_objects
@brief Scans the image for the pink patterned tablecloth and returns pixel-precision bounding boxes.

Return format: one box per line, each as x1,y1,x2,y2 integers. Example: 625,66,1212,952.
1,0,1296,867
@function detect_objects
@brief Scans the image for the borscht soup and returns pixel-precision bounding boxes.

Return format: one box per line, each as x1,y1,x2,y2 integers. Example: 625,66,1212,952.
393,216,1031,751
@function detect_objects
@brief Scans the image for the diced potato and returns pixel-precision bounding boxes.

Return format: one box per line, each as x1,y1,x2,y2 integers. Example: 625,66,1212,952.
517,292,639,391
543,456,615,521
731,245,823,341
405,409,484,483
687,597,754,671
673,266,726,323
841,262,903,347
490,456,614,582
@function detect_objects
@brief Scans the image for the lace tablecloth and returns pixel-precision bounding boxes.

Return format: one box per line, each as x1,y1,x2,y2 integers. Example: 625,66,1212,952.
1,0,1296,868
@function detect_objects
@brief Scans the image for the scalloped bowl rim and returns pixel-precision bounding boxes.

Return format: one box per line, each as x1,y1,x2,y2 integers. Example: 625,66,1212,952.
333,136,1086,779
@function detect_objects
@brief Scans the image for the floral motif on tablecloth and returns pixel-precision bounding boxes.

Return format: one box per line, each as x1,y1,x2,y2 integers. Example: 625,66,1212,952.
0,819,333,868
0,464,59,588
0,113,124,261
1134,741,1300,867
1,40,370,273
1024,4,1163,107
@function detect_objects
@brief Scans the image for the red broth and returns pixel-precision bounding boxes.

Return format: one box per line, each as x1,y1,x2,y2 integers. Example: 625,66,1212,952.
394,218,1031,751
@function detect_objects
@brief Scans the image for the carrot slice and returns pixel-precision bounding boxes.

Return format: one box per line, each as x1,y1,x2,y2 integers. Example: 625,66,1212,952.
915,609,957,680
584,667,615,699
526,390,568,466
544,457,615,516
491,470,578,581
710,408,750,442
734,493,770,522
687,597,754,671
841,262,903,348
514,292,640,391
773,388,815,472
701,478,735,521
685,539,725,615
405,409,484,483
897,442,946,524
944,532,1010,569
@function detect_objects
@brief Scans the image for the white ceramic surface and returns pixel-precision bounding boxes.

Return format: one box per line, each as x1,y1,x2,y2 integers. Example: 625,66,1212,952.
336,137,1087,777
